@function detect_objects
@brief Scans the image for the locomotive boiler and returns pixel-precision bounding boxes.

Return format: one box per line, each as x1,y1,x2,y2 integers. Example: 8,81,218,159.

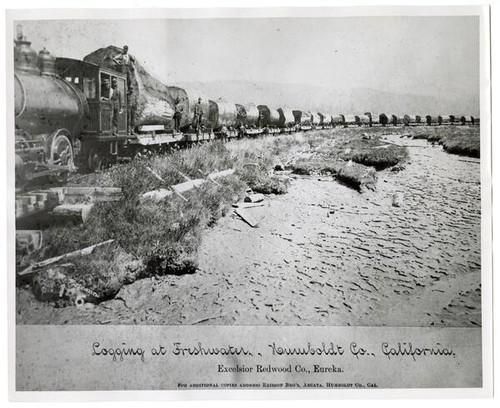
14,28,88,187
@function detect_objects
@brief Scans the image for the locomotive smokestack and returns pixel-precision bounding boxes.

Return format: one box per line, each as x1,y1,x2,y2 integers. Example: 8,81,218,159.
14,24,39,73
16,24,24,41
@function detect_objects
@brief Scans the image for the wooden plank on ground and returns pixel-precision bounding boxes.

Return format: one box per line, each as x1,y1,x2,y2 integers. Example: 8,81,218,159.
234,208,259,228
141,189,174,201
232,202,265,209
171,179,205,194
18,239,115,277
141,168,235,202
209,169,235,180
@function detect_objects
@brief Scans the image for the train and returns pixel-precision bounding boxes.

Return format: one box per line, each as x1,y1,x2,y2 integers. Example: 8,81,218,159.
13,26,479,188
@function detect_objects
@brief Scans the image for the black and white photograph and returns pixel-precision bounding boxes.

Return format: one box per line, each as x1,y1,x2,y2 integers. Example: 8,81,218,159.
6,3,492,397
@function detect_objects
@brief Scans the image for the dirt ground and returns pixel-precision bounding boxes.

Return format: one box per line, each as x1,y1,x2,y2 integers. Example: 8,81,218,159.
16,133,481,326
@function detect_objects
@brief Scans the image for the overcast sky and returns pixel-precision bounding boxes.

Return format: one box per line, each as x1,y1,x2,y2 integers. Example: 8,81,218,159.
16,16,479,101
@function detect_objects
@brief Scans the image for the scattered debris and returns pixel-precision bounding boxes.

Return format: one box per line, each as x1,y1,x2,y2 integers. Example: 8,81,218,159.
234,208,259,228
274,162,285,171
244,193,265,203
233,202,266,209
16,230,43,255
18,239,115,277
392,193,403,207
391,164,406,172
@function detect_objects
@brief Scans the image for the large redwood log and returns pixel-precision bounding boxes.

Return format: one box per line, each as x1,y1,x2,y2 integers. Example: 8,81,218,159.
84,47,216,130
84,46,175,127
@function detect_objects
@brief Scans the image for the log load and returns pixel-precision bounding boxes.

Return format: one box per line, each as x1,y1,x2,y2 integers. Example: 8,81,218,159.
168,87,216,130
277,108,296,127
332,115,344,127
236,103,260,127
214,99,238,129
293,110,312,125
257,105,281,127
84,46,175,128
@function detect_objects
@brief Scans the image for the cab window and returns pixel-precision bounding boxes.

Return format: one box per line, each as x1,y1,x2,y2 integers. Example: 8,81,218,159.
100,73,111,100
82,77,97,100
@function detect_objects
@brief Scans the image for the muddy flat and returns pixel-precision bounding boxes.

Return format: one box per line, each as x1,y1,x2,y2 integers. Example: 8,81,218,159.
16,134,481,326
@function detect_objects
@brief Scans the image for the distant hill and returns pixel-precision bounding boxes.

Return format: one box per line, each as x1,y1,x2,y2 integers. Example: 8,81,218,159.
175,80,479,117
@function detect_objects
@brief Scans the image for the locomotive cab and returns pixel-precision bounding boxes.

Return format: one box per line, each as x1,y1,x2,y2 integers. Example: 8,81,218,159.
55,58,128,136
55,58,129,171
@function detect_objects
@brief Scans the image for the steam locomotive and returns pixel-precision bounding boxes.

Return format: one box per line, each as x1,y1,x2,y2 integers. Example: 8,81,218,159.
13,27,323,185
13,26,478,188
